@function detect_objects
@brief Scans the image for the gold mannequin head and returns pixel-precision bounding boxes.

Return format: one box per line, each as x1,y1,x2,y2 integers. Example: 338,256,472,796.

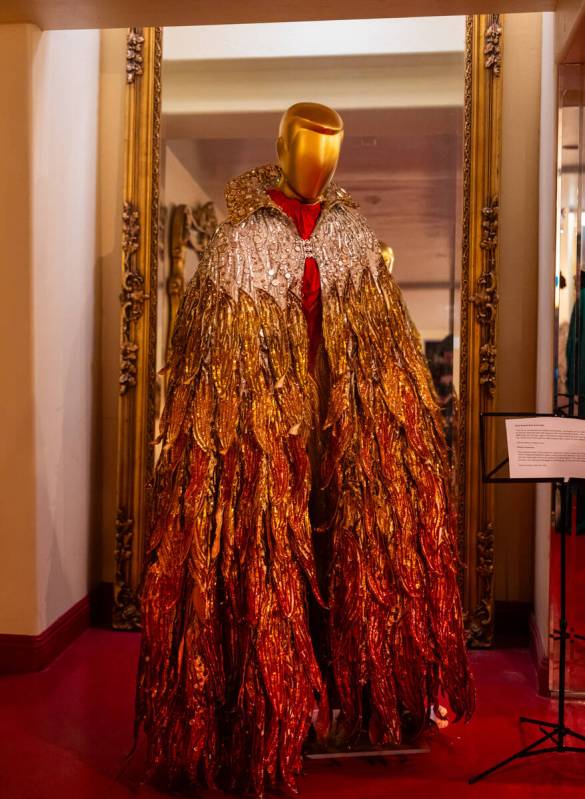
276,102,344,203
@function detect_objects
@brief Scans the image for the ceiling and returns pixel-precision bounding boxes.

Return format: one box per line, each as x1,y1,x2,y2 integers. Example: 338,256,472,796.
0,0,553,30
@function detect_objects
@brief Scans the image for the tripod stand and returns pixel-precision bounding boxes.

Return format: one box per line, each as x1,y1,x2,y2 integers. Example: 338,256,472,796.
470,477,585,784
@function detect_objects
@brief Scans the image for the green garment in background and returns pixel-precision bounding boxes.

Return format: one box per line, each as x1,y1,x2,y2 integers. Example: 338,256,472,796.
567,287,585,408
566,286,585,533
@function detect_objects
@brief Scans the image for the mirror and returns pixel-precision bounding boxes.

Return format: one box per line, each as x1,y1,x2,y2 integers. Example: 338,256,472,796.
114,16,503,646
158,18,465,460
552,63,585,694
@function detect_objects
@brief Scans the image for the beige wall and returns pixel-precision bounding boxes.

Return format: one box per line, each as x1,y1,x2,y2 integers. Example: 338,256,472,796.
0,0,556,31
535,12,556,653
32,29,100,630
495,13,542,604
0,24,100,634
0,24,40,635
555,0,585,60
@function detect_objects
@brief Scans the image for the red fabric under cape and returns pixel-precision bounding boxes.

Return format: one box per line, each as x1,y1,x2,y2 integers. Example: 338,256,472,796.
267,188,322,370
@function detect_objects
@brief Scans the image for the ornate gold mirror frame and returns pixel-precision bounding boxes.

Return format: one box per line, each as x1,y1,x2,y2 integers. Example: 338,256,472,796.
114,18,502,647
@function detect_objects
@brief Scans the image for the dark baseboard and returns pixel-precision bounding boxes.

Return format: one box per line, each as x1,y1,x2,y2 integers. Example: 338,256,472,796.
0,588,548,685
494,600,532,648
90,581,113,628
0,582,115,675
493,601,549,696
529,612,550,697
0,593,90,674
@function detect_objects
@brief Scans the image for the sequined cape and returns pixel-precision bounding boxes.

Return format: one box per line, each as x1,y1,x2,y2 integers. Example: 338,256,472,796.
135,164,475,796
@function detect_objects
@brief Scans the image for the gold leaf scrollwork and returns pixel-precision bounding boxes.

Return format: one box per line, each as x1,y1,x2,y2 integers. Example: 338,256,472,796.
167,274,184,300
126,29,145,84
465,523,495,646
471,199,499,397
120,341,138,392
478,342,497,394
473,272,497,325
480,201,498,251
190,201,219,257
167,201,218,346
113,507,141,629
458,16,502,648
122,201,140,255
114,27,162,631
121,271,148,323
477,522,495,578
114,507,133,569
484,18,502,76
170,201,218,266
120,202,149,394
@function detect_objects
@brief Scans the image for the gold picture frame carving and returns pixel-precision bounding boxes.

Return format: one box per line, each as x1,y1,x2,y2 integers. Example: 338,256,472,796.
113,27,162,630
114,18,503,647
460,14,502,646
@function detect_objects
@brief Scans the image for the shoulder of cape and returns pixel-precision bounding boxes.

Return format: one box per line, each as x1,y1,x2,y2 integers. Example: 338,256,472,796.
202,203,379,257
197,203,388,292
224,163,358,225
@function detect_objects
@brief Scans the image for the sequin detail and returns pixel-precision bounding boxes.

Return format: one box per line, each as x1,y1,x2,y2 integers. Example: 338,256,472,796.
135,165,475,798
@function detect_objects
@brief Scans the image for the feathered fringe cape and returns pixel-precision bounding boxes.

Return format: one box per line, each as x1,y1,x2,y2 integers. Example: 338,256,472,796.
135,165,474,797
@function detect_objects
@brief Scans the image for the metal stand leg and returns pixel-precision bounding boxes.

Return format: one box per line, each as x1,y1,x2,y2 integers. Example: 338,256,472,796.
469,479,585,784
469,730,557,784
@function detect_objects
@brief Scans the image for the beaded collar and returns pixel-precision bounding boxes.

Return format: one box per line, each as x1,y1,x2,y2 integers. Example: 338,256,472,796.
224,163,357,226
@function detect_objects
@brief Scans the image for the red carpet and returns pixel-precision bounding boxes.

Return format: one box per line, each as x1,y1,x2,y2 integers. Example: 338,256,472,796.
1,629,585,798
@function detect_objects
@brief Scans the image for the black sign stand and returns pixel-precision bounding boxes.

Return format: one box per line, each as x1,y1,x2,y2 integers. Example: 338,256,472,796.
469,411,585,784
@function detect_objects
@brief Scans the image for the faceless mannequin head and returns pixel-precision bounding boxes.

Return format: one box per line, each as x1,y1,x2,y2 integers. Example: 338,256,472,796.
276,102,344,203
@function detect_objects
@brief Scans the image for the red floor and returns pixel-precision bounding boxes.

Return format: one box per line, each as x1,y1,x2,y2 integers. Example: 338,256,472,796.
1,630,585,798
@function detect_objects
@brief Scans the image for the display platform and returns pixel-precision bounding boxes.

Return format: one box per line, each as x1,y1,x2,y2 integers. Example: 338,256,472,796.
304,743,430,760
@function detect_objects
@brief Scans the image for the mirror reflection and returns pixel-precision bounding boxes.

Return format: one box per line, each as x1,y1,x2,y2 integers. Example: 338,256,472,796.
155,16,465,463
553,63,585,695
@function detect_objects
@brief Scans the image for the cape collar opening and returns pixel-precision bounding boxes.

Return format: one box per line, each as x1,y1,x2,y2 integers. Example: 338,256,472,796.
225,164,357,226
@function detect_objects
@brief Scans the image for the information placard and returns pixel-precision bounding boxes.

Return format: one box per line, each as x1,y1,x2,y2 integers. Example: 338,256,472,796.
505,417,585,479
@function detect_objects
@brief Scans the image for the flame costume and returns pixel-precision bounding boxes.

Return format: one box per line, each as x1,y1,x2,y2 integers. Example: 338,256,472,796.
135,164,474,796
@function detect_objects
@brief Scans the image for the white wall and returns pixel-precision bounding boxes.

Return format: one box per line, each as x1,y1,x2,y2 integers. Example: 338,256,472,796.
0,25,100,635
164,17,466,60
162,55,465,117
32,30,100,631
97,28,127,587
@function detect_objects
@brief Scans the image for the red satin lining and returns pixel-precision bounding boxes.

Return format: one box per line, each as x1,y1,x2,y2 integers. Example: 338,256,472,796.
267,188,323,371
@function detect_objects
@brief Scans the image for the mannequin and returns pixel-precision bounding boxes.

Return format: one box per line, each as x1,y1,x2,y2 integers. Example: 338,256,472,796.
276,102,343,202
135,102,474,797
